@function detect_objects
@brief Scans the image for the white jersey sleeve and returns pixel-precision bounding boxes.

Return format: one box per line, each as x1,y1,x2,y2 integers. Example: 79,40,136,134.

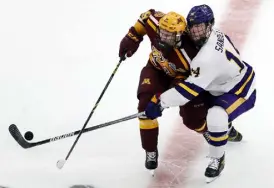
160,49,220,108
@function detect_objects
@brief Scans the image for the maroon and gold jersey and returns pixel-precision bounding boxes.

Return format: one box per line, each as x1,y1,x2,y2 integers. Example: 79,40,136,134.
133,9,199,79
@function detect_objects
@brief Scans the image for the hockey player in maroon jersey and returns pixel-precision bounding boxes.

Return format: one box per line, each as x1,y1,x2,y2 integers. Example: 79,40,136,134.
118,9,242,171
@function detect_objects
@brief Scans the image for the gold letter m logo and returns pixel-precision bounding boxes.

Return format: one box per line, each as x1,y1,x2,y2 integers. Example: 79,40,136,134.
142,78,151,85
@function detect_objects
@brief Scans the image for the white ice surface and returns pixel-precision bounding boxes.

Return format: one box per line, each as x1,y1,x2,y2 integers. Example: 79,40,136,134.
0,0,272,187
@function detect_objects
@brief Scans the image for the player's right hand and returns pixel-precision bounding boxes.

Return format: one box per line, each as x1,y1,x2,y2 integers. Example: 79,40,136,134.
145,94,164,119
119,27,143,60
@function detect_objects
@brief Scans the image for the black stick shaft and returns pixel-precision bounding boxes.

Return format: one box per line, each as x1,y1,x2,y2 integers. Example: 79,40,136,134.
29,111,144,147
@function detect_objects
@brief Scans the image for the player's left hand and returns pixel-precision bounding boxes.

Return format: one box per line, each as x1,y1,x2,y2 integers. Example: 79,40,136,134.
145,94,164,119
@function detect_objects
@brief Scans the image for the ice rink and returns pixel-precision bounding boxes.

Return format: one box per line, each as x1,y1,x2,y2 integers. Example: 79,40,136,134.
0,0,272,187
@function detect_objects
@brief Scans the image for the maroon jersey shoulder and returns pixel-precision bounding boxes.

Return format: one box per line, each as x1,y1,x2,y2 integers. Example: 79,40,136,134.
143,11,165,42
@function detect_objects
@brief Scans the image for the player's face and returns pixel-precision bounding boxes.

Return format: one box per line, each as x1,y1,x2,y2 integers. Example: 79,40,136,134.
159,28,177,46
188,23,208,42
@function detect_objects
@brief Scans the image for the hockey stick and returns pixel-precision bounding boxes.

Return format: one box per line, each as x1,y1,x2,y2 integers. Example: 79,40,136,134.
56,58,128,169
9,111,144,149
30,58,125,169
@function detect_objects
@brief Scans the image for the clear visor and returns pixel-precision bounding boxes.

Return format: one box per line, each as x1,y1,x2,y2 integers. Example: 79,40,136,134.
188,23,211,44
159,28,177,47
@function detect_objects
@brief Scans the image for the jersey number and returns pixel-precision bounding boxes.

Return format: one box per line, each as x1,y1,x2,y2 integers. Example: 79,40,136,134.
225,50,244,73
225,36,245,73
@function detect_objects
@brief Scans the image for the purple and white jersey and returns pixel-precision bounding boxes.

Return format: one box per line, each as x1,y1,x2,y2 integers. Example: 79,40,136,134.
159,28,256,108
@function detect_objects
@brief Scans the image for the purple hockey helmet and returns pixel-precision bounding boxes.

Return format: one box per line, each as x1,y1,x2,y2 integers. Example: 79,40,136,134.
186,4,215,47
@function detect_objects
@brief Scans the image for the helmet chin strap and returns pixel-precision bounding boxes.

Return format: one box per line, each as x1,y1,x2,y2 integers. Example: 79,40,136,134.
175,33,182,47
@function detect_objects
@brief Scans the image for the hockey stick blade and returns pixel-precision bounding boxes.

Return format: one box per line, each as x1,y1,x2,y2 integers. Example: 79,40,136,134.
9,124,32,149
56,159,66,169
